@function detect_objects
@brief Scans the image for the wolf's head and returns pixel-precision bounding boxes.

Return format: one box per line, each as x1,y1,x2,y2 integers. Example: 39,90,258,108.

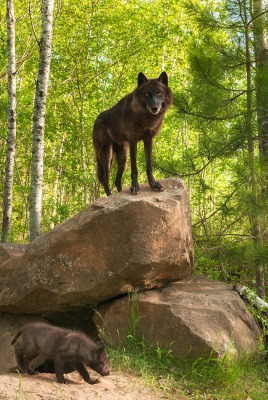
89,344,110,376
136,71,172,115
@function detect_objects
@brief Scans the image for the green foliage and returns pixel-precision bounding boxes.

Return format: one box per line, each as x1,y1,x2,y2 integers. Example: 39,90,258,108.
1,1,268,295
109,340,268,399
195,238,259,282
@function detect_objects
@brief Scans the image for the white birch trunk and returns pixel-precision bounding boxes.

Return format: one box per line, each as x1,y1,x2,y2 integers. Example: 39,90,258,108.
2,0,16,243
29,0,54,241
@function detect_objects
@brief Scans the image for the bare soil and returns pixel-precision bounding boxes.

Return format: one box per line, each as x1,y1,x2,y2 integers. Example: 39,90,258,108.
0,370,172,400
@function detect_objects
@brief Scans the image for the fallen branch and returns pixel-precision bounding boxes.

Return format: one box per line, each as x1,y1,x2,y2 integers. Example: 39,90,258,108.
233,283,268,314
234,283,268,351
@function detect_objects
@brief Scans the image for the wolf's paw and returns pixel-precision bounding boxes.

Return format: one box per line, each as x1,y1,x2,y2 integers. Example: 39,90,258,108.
130,185,140,195
89,378,100,384
56,376,68,384
27,369,38,375
150,181,164,191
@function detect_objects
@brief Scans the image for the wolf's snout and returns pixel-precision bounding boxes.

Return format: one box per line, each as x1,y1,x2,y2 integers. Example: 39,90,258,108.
149,105,161,114
102,370,110,376
100,365,110,376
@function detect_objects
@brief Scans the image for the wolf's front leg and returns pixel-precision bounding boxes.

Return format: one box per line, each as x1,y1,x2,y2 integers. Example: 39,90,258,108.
144,138,164,192
54,358,67,384
130,142,140,195
72,361,100,384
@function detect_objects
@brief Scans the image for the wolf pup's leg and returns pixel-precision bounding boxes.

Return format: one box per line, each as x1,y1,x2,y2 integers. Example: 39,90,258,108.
14,350,27,372
24,354,39,375
72,361,100,384
144,137,163,192
15,349,38,375
54,357,67,384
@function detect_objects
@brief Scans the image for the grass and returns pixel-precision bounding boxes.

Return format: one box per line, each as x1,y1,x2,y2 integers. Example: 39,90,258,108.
15,370,23,400
107,334,268,399
99,293,268,400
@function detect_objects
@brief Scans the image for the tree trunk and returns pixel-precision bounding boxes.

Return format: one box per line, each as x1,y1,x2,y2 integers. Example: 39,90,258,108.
29,0,54,241
2,0,17,243
241,1,264,297
251,0,268,298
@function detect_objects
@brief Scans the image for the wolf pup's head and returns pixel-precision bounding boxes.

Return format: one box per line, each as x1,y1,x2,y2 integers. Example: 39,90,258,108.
137,71,172,115
89,344,110,376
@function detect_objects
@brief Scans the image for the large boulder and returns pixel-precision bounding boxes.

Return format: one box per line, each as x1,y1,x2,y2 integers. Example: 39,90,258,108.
0,178,194,314
94,276,261,358
0,244,28,266
0,246,10,266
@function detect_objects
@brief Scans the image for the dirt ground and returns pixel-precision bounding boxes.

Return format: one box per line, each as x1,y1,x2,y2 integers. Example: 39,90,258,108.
0,370,172,400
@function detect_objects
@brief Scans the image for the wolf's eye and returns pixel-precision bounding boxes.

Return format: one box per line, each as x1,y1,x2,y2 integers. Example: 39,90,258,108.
145,92,150,97
157,92,162,97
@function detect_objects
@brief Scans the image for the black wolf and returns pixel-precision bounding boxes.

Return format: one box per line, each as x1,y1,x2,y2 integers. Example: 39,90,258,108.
93,71,173,195
11,322,110,384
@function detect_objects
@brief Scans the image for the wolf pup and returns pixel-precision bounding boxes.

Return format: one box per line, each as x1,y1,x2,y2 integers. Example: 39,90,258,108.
93,71,173,196
11,322,110,384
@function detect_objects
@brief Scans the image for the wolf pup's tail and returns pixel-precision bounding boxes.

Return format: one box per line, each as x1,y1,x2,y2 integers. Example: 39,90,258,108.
11,330,22,345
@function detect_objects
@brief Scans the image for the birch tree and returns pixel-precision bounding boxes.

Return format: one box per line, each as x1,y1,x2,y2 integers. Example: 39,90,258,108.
29,0,54,241
2,0,17,243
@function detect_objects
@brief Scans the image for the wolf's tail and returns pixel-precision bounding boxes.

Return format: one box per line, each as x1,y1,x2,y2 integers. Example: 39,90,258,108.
11,330,22,345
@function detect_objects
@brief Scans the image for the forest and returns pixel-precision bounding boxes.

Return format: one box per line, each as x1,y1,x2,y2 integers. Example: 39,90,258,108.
1,0,268,298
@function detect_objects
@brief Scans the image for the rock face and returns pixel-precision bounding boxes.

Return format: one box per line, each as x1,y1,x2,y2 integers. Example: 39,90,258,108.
0,179,261,364
0,244,28,266
0,178,194,314
94,276,261,358
0,246,10,266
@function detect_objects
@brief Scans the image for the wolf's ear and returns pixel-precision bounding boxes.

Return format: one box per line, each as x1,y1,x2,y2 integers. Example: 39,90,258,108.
138,72,148,86
158,71,168,86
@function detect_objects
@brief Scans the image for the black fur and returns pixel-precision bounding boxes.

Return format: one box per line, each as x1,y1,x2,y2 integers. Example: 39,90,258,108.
93,71,173,195
11,322,110,384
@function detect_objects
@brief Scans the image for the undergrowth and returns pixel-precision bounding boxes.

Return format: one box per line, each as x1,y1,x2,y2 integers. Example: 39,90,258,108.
99,294,268,400
107,336,268,399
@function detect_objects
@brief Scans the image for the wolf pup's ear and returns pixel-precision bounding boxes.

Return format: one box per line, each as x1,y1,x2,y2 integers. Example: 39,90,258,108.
158,71,168,86
138,72,148,87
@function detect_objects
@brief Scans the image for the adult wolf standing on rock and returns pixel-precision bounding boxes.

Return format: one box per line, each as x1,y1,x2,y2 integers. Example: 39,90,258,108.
93,71,173,196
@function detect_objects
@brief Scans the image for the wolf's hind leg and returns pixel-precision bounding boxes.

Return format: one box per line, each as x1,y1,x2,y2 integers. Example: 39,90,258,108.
14,350,27,372
96,145,113,196
113,142,128,192
14,349,37,375
23,352,39,375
